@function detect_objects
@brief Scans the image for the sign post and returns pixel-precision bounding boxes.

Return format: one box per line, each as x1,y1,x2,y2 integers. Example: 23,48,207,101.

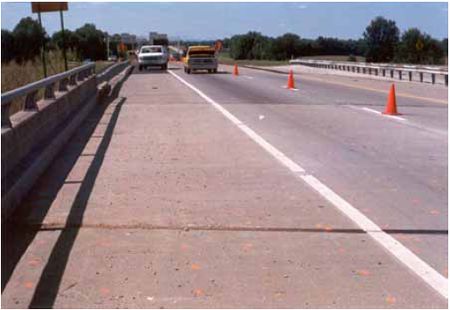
59,9,68,71
31,2,69,76
36,10,47,77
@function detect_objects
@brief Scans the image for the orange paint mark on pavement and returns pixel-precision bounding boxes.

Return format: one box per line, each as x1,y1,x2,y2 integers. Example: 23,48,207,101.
356,270,371,276
181,244,189,251
385,295,396,305
191,263,201,270
242,243,253,252
24,281,34,289
324,225,333,232
315,223,322,229
193,288,204,297
430,209,440,215
100,288,110,295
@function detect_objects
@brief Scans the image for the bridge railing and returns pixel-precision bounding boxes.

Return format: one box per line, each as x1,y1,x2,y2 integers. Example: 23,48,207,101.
1,63,96,128
289,59,448,86
96,60,130,84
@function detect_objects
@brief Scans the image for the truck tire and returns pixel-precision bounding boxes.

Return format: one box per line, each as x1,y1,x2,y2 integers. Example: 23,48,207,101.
139,65,143,71
186,68,191,74
213,69,217,73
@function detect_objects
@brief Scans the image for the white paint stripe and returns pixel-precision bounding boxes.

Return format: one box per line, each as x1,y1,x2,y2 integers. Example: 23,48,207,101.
361,107,407,121
168,69,448,299
348,106,447,137
281,86,299,91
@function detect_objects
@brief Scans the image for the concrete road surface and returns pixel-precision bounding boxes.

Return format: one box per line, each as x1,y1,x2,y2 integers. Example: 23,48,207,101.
2,63,447,308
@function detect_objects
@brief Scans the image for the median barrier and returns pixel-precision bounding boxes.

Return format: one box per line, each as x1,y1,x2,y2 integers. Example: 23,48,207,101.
289,59,448,86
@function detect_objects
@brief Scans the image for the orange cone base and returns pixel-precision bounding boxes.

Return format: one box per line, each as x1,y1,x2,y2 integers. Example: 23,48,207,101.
382,111,401,116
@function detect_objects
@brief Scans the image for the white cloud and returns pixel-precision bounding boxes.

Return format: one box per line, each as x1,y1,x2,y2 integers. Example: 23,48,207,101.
297,4,308,10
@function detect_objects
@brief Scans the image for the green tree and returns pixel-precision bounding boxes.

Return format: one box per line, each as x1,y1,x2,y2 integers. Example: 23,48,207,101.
52,29,79,52
1,29,15,63
395,28,444,64
229,32,272,60
12,17,47,63
271,33,301,60
363,16,400,62
74,23,106,60
441,38,448,58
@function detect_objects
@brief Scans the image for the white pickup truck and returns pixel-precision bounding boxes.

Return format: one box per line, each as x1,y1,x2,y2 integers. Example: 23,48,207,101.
137,45,169,71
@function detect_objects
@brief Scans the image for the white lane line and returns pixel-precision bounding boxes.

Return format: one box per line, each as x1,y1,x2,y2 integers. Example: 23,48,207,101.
281,86,299,91
243,76,254,80
351,106,407,121
361,107,407,121
348,105,447,137
168,69,448,299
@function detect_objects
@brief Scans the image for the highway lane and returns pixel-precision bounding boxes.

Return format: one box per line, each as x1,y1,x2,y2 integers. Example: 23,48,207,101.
168,63,448,278
2,66,447,307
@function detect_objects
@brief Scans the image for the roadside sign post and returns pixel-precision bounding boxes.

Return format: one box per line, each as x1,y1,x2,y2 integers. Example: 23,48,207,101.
31,2,69,76
59,9,68,71
36,10,47,78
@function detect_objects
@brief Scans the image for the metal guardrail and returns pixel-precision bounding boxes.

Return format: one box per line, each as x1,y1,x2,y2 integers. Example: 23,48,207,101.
1,63,96,128
289,59,448,86
96,60,130,84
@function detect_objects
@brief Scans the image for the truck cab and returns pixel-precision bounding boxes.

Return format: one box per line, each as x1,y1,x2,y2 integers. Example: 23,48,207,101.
183,46,218,74
138,45,169,71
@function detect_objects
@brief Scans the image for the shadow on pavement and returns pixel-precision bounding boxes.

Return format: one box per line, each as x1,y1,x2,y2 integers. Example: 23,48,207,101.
2,83,128,308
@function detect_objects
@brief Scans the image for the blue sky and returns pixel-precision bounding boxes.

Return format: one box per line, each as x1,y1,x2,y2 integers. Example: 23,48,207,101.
1,2,448,40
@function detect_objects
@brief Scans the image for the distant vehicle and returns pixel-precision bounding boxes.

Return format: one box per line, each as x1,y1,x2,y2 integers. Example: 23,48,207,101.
183,46,218,74
108,55,118,62
138,45,169,71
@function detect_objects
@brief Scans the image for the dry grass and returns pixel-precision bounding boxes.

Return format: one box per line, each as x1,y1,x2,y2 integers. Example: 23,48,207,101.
2,51,114,116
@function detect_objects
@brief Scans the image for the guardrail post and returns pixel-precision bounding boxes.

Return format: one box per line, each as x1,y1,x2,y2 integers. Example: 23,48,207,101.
431,73,435,84
408,71,412,81
445,75,448,86
420,72,423,82
398,71,402,80
382,69,386,77
1,102,12,128
368,68,372,75
69,74,77,86
44,83,55,99
357,67,360,73
375,69,378,76
24,90,39,110
362,68,366,74
77,70,85,82
59,77,69,92
390,70,394,78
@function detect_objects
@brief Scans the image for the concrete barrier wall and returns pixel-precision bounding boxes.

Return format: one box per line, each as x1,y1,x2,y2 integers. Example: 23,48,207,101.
1,62,133,221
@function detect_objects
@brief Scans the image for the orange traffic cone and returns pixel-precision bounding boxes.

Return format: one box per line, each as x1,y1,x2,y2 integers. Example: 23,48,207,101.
383,84,400,115
287,70,295,89
233,64,239,76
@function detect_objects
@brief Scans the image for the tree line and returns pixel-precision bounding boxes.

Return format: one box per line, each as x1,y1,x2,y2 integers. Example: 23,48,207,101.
1,17,127,64
2,16,447,65
224,16,447,64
